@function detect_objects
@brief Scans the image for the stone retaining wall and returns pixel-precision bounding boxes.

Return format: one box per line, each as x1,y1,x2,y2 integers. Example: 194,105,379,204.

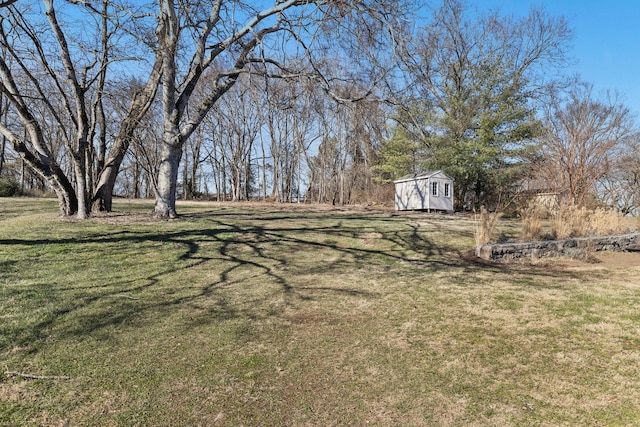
476,233,640,262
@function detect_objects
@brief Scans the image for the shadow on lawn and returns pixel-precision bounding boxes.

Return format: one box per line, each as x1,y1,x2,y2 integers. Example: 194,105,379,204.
0,210,598,356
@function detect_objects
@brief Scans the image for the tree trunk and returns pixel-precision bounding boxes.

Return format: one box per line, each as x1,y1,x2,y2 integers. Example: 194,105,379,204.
92,157,120,212
133,160,141,199
73,153,89,219
189,133,202,199
13,139,78,215
0,135,5,176
154,140,182,218
182,150,189,200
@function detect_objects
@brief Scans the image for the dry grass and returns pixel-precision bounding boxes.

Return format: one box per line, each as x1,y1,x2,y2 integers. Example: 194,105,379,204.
520,200,632,241
589,207,628,235
519,202,544,242
474,207,503,245
550,200,589,239
2,198,640,426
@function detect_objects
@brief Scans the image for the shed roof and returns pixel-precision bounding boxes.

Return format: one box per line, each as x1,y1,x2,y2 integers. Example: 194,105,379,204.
393,170,454,184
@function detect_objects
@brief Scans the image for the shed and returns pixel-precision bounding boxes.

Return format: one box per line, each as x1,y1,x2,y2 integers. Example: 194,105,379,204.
394,170,454,212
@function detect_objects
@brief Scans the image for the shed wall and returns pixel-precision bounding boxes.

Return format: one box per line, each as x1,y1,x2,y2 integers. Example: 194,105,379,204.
429,179,453,211
394,174,453,211
394,179,428,210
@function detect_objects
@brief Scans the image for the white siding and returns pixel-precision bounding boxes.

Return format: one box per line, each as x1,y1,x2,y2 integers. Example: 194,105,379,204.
395,178,427,210
394,171,454,211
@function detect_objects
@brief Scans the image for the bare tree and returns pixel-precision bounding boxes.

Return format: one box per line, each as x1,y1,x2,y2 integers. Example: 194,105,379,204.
151,0,409,217
216,78,261,201
152,0,275,217
538,82,637,206
119,98,163,199
0,0,160,217
258,75,321,203
599,146,640,215
0,1,95,217
0,0,410,216
0,90,7,177
91,2,162,212
602,137,640,215
181,126,207,200
201,110,227,201
306,83,386,205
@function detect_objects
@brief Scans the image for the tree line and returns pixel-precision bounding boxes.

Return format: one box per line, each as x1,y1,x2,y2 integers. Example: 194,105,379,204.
0,0,638,218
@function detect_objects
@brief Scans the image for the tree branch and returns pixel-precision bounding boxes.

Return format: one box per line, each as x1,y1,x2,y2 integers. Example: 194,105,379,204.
5,370,71,381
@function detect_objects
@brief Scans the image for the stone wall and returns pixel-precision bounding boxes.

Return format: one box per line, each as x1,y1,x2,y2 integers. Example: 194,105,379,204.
476,233,640,262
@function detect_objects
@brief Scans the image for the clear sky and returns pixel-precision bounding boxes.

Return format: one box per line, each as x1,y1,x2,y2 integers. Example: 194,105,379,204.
477,0,640,119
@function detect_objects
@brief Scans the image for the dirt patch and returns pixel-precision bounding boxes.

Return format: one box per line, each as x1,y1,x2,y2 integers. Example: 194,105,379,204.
0,380,38,402
88,212,163,225
590,251,640,269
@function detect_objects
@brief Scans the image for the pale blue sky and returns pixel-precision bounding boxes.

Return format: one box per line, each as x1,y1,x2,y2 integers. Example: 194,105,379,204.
478,0,640,119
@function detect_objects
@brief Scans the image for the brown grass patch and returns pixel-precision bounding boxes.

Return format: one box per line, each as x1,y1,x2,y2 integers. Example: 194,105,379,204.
554,202,630,239
520,200,632,241
0,381,38,403
589,207,627,235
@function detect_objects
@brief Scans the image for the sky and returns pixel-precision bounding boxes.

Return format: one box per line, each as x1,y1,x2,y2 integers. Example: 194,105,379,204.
476,0,640,119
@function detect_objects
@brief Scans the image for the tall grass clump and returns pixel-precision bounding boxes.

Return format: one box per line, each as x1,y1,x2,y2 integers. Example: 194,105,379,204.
474,206,503,245
588,207,627,236
550,201,628,239
519,202,545,241
550,201,588,239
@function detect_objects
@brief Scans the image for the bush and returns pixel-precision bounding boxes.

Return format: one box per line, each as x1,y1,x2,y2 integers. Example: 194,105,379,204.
0,178,20,197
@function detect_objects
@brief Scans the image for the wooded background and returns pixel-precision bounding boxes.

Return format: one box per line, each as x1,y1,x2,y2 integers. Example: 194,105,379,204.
0,0,637,217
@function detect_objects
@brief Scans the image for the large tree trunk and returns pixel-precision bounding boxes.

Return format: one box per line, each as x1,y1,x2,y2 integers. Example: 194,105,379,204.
73,128,90,219
92,154,122,212
50,166,78,217
153,139,182,218
73,154,89,219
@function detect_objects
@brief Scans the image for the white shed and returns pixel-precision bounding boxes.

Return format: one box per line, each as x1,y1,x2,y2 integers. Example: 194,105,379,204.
394,170,454,212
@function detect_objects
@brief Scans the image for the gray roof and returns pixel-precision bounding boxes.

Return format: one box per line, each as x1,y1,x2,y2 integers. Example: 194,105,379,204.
393,170,454,184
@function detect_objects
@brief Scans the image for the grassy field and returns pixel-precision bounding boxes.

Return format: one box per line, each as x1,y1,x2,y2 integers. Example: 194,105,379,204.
1,198,640,426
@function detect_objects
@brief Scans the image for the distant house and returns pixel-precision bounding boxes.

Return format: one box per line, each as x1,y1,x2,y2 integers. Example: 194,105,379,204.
532,191,561,213
394,170,454,212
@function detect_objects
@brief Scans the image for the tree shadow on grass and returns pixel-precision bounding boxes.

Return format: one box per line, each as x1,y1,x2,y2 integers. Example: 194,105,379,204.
0,210,604,357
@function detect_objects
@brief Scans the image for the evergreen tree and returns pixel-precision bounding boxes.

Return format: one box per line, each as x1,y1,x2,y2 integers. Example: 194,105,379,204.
373,126,421,183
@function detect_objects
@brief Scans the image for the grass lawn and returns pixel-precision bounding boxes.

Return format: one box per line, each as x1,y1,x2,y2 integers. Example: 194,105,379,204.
1,198,640,426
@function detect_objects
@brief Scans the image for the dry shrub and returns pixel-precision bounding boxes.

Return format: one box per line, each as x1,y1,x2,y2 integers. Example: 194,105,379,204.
551,201,628,239
551,201,589,239
369,184,395,207
520,202,544,242
475,207,503,246
588,207,627,236
349,184,395,206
